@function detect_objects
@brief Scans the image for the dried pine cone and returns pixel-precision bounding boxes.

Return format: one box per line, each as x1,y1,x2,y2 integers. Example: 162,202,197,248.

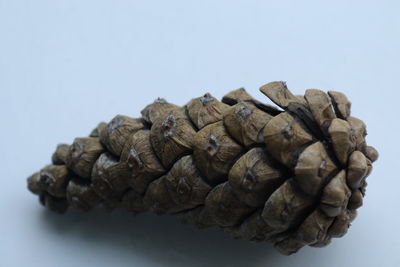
27,81,378,255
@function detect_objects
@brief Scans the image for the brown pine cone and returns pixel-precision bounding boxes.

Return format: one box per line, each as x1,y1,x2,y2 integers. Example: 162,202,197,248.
27,81,378,255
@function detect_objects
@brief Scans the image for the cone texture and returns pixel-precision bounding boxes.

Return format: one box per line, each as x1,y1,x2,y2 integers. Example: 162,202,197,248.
27,82,378,255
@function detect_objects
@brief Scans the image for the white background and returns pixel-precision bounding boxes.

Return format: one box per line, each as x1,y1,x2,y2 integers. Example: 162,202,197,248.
0,1,399,266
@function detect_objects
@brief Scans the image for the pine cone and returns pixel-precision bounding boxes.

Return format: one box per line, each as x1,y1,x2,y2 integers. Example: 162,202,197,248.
27,81,378,255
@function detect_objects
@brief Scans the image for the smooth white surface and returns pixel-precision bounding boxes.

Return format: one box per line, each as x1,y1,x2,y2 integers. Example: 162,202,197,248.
0,1,399,266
